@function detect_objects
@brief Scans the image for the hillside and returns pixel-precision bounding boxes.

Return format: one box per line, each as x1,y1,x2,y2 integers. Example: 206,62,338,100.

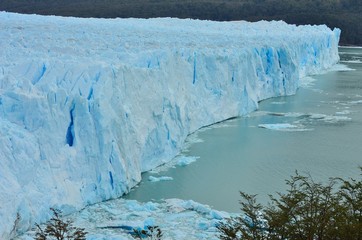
0,0,361,45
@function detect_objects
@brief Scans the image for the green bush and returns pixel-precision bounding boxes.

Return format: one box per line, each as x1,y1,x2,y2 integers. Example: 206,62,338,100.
218,168,362,240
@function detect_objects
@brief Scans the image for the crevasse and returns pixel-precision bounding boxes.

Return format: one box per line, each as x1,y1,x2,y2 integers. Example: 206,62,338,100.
0,12,340,238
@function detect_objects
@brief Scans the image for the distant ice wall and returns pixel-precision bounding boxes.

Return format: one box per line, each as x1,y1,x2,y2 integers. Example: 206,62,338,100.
0,12,340,238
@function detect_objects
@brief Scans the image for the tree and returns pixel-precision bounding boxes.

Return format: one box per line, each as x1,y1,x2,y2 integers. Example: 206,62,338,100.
218,192,268,240
35,208,87,240
218,168,362,240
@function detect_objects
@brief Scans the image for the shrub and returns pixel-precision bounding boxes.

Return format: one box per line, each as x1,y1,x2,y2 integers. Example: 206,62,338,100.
218,169,362,240
34,208,87,240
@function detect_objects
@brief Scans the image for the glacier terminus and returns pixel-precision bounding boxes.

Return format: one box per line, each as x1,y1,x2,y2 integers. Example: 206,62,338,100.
0,12,340,238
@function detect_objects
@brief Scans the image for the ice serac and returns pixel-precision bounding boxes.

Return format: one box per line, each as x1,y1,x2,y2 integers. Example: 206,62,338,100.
0,12,340,237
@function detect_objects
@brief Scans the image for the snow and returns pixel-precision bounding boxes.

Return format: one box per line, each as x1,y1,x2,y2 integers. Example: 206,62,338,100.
0,11,340,238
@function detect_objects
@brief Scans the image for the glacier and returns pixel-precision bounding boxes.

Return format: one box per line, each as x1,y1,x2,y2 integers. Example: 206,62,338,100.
0,11,340,238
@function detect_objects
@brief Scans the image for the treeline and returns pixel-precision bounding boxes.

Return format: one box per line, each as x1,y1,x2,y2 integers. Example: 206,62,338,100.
0,0,361,45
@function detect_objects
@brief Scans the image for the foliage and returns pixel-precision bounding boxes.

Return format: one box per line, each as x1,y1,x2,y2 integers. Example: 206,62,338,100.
34,208,87,240
218,169,362,240
132,225,163,240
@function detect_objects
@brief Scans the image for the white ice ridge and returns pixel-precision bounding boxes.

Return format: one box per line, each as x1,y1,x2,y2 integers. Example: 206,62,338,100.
0,12,340,237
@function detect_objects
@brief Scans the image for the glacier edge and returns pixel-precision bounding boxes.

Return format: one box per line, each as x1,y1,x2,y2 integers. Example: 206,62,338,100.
0,12,340,238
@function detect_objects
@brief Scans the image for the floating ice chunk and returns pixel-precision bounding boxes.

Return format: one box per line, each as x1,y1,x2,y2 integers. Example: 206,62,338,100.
148,176,173,182
267,111,312,118
340,46,362,49
284,112,311,118
259,123,298,130
150,155,200,173
299,76,317,88
322,115,351,123
270,101,287,105
340,60,362,64
165,199,204,213
258,123,312,132
335,110,351,115
309,113,327,119
268,112,287,116
309,113,351,123
349,100,362,104
327,64,355,71
249,111,270,117
177,156,199,166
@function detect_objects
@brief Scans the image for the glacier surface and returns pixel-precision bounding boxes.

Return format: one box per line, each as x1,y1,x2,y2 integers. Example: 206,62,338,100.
0,12,340,238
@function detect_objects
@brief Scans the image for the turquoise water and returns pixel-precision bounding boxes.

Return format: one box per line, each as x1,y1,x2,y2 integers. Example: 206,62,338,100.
125,47,362,212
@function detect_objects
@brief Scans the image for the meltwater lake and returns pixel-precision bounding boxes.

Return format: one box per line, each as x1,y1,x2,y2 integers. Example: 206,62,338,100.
125,47,362,212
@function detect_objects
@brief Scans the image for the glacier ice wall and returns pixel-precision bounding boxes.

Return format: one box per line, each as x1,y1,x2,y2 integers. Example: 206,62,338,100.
0,12,340,237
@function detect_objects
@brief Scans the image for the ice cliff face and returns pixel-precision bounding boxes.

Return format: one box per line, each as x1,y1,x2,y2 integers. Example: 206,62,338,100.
0,12,340,238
